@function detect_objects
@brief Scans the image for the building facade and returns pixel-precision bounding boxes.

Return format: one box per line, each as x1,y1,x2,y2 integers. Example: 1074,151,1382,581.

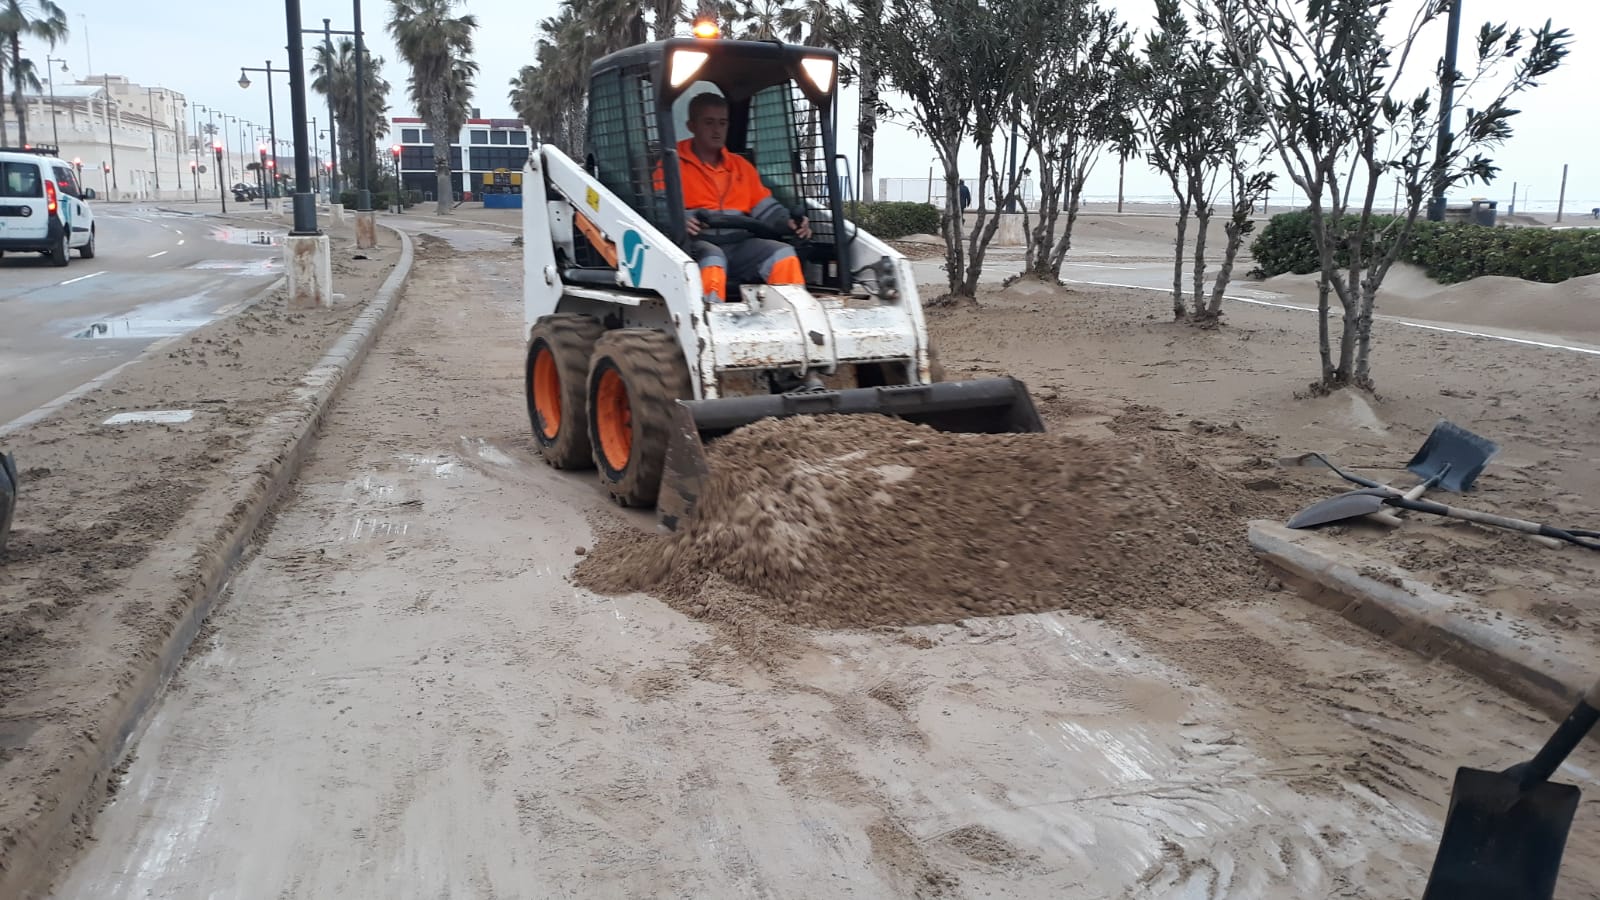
4,75,197,202
390,115,531,201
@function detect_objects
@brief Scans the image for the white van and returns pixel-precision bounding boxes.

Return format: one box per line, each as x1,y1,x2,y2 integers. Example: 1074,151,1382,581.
0,145,97,266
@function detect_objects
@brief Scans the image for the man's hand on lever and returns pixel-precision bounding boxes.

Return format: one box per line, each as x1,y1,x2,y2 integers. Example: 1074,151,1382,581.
791,216,812,240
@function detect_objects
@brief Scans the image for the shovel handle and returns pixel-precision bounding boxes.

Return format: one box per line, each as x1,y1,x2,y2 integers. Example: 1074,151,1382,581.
1371,474,1442,526
1389,497,1600,550
1521,685,1600,788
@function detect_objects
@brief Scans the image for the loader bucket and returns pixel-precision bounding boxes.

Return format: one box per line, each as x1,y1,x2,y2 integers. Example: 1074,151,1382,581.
656,377,1045,531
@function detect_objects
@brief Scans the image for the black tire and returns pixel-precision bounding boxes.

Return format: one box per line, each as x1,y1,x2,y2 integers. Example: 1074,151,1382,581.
48,229,69,267
525,314,605,469
78,226,96,259
586,329,693,507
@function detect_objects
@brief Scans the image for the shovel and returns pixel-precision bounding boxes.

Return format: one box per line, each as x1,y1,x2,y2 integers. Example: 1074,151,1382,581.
1283,420,1496,490
1286,488,1600,551
1422,677,1600,900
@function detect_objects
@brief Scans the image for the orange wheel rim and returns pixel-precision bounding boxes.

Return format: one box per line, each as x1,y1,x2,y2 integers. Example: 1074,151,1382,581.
596,368,633,472
532,346,561,440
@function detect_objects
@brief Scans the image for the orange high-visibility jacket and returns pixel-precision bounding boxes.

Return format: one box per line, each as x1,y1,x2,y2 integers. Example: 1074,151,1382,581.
658,139,791,231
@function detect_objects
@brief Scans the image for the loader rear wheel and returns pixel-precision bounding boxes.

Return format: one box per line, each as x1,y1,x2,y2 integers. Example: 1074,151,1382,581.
586,329,692,507
526,314,605,468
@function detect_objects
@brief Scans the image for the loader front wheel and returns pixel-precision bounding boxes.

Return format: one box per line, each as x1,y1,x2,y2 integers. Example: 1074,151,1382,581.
586,329,692,507
526,314,605,468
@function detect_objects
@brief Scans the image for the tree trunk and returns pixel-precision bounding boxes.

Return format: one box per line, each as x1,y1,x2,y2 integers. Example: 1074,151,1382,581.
431,92,452,216
1208,220,1243,318
961,141,1003,298
1047,158,1091,280
938,152,965,298
1316,277,1334,383
858,52,878,203
1190,206,1211,319
1353,281,1378,387
1027,161,1058,279
1336,302,1359,383
10,35,26,147
1170,199,1191,319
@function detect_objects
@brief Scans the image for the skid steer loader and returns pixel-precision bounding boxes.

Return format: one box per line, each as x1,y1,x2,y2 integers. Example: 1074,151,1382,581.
521,26,1045,529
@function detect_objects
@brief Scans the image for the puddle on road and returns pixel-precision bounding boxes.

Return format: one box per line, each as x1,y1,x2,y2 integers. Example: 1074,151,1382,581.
186,258,282,277
209,227,284,247
69,293,222,340
462,436,516,467
399,452,461,478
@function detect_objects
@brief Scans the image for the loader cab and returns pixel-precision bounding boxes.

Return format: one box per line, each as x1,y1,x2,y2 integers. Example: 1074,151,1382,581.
582,34,851,293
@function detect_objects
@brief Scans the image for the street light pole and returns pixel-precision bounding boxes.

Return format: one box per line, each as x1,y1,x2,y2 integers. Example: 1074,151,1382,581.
103,75,119,197
240,62,285,199
174,99,186,191
284,0,319,236
353,0,371,212
45,56,67,147
1428,0,1463,222
147,88,162,195
322,19,339,199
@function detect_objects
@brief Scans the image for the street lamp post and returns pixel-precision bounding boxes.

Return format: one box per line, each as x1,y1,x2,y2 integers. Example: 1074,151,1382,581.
238,62,285,199
214,141,227,213
318,18,339,199
300,6,370,210
190,160,198,202
147,88,163,196
45,56,68,147
102,75,119,198
390,144,402,213
283,0,320,236
174,99,186,192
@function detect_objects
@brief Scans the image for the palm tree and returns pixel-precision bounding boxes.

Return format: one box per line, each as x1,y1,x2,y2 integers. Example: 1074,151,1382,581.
388,0,479,214
0,0,67,146
311,37,393,190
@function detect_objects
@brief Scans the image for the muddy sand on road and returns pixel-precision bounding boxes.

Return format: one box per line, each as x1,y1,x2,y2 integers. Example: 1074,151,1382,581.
579,414,1276,629
49,228,1600,898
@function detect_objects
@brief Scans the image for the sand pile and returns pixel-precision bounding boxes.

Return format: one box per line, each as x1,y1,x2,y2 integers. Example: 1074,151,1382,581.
576,415,1274,629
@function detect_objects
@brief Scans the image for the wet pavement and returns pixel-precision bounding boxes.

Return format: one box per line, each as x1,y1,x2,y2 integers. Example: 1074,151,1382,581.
49,225,1600,899
0,207,287,429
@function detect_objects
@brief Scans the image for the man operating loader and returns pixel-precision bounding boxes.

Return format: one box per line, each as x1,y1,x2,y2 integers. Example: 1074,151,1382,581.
665,92,812,303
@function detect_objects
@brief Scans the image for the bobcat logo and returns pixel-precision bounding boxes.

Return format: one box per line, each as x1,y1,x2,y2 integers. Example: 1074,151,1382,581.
621,229,649,286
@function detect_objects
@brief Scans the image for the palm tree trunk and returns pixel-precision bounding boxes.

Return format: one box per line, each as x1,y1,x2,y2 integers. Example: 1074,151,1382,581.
431,91,452,215
10,35,27,147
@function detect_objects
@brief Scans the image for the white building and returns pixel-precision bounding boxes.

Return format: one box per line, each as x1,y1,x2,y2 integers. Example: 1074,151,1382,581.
3,75,203,202
390,114,531,201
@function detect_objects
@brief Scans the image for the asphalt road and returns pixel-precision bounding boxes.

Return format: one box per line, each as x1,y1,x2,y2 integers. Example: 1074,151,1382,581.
0,203,286,429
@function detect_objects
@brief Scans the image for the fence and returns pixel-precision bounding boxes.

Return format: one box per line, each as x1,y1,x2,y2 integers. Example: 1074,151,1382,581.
878,176,1038,207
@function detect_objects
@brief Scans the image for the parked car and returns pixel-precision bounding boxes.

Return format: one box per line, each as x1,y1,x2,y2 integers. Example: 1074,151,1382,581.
232,182,260,202
0,145,96,265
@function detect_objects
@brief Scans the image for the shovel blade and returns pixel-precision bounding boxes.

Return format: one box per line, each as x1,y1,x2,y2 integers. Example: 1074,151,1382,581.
1286,487,1391,529
1422,767,1581,900
1407,421,1498,493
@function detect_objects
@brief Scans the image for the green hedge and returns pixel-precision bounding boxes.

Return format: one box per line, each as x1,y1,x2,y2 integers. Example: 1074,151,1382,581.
338,190,420,210
849,201,941,240
1251,210,1600,284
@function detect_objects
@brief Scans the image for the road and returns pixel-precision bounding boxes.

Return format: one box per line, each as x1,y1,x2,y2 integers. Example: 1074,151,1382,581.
49,221,1600,899
0,204,286,430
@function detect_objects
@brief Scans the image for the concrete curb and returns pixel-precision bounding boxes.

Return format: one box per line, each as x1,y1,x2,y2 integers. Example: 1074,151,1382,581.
1249,519,1589,720
3,225,415,900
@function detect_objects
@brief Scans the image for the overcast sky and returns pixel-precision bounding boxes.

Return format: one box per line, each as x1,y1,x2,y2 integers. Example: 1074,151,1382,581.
28,0,1599,210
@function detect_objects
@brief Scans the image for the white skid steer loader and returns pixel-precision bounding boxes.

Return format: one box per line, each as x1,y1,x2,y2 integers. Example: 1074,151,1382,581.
522,28,1044,529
